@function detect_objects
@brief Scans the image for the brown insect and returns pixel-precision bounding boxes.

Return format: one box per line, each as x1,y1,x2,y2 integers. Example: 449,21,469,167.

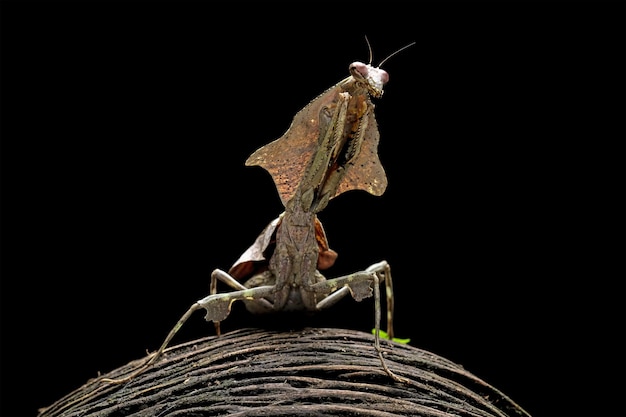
104,40,415,384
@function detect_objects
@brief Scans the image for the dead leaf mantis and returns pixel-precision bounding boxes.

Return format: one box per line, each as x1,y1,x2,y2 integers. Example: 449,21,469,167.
103,40,415,385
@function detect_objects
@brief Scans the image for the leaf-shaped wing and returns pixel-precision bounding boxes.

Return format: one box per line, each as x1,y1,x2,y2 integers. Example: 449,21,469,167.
245,83,387,207
245,86,340,207
334,108,387,198
315,217,337,270
228,216,281,280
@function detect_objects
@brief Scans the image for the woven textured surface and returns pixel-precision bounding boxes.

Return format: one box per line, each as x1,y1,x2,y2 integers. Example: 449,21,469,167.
38,328,530,417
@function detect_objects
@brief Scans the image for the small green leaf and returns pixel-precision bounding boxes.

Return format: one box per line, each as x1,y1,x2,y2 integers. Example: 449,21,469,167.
371,329,411,344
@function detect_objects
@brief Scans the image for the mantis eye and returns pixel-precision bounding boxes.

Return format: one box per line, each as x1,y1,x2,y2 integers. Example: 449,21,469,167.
349,61,369,79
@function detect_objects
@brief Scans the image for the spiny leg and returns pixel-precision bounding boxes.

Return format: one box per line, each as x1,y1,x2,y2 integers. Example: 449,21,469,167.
371,270,409,384
101,302,204,384
366,262,408,383
312,261,395,339
311,260,408,383
102,283,276,384
210,268,274,335
315,286,351,310
367,261,395,340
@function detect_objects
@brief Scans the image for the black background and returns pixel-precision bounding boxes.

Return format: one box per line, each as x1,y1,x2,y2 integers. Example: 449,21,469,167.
1,2,624,417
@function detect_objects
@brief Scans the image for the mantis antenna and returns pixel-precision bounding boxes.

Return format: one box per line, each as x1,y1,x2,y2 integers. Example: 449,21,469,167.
363,35,415,68
378,41,417,67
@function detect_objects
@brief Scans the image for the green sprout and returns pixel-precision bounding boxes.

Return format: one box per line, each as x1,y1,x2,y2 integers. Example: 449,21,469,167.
372,329,411,344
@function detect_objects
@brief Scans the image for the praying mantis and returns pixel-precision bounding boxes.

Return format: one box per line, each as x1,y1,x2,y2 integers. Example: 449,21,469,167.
104,40,415,385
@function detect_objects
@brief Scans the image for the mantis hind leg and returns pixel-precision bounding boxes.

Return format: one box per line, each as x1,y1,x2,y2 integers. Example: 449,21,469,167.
311,260,408,383
210,268,275,333
102,271,277,384
312,260,395,339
